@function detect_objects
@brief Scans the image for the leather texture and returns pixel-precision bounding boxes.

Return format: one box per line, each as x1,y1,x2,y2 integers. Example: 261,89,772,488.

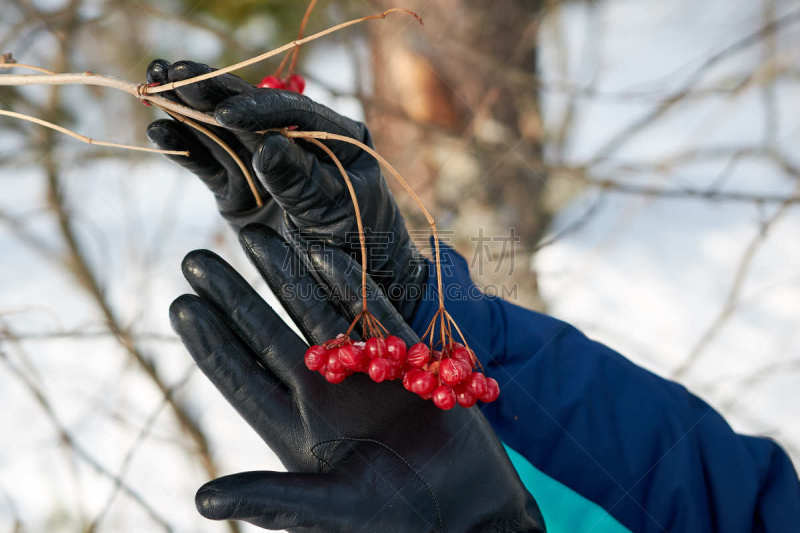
169,224,545,532
146,59,424,321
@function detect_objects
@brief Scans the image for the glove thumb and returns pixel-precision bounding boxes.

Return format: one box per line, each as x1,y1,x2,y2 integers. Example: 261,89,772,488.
195,471,346,530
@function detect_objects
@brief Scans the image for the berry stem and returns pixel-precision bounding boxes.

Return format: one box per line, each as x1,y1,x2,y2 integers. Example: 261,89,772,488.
285,130,446,310
289,0,318,77
302,137,368,311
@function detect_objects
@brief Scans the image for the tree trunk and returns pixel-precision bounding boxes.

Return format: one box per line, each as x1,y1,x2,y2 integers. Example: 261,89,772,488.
366,0,549,310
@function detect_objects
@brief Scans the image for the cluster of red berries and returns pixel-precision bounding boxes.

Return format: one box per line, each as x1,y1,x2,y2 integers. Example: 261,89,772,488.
257,74,306,93
304,334,500,410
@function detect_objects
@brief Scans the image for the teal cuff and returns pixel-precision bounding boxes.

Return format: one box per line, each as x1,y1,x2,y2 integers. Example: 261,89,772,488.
503,444,631,533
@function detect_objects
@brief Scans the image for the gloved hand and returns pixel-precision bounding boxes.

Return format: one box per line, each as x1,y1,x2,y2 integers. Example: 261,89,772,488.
169,224,545,532
147,59,425,321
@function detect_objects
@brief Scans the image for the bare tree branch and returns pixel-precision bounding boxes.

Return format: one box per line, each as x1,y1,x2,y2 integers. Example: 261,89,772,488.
0,346,173,532
588,6,800,163
86,365,196,533
672,200,794,379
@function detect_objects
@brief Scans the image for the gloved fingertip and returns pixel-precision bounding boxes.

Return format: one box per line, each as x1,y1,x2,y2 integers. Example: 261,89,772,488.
146,59,170,84
214,94,250,129
180,249,219,285
168,294,204,334
195,484,232,520
253,132,294,173
169,59,210,82
145,119,186,150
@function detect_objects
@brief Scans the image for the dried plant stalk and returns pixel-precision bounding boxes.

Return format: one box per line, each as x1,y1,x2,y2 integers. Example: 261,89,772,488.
0,109,189,156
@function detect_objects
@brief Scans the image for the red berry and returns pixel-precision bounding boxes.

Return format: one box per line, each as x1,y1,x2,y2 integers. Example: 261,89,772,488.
451,344,474,365
368,358,392,383
257,75,285,89
403,369,417,390
385,335,407,364
326,352,345,374
388,360,404,380
285,73,306,93
454,384,477,408
365,337,386,359
304,345,326,371
479,377,500,403
406,343,430,368
465,372,488,398
338,344,366,370
409,370,437,397
439,358,471,386
324,370,347,384
432,385,456,410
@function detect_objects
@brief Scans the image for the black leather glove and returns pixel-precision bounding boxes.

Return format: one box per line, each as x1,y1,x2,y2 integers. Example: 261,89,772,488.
169,224,545,532
147,59,425,321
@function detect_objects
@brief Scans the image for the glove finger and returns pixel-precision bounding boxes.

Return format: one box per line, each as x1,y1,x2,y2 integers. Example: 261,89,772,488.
195,471,346,530
252,132,351,228
145,59,181,104
146,119,227,192
303,238,420,348
181,248,321,391
237,224,352,346
168,293,297,448
148,118,264,214
241,224,419,348
167,60,254,113
215,90,368,164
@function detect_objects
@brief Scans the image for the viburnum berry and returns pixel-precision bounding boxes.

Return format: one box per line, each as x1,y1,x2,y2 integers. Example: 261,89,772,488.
432,385,456,410
439,358,471,386
388,361,405,381
385,335,407,363
285,73,306,93
303,333,500,409
304,345,327,371
464,372,487,398
324,369,347,384
451,343,474,365
409,370,437,397
368,357,392,383
257,75,285,89
479,377,500,403
406,343,430,368
256,74,306,94
338,344,366,370
402,369,414,391
326,352,345,374
364,337,387,359
454,384,477,408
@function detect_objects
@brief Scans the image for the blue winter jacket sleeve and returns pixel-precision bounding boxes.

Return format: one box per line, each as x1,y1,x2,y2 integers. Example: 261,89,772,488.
410,241,800,533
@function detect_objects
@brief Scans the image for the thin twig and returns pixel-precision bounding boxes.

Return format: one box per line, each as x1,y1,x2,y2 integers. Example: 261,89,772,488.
672,200,793,379
0,72,218,125
0,348,173,532
302,137,368,310
0,109,189,155
144,8,421,95
86,366,196,533
289,0,318,76
589,6,800,162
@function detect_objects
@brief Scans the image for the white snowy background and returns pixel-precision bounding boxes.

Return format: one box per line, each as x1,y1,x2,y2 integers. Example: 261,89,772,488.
1,0,798,531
